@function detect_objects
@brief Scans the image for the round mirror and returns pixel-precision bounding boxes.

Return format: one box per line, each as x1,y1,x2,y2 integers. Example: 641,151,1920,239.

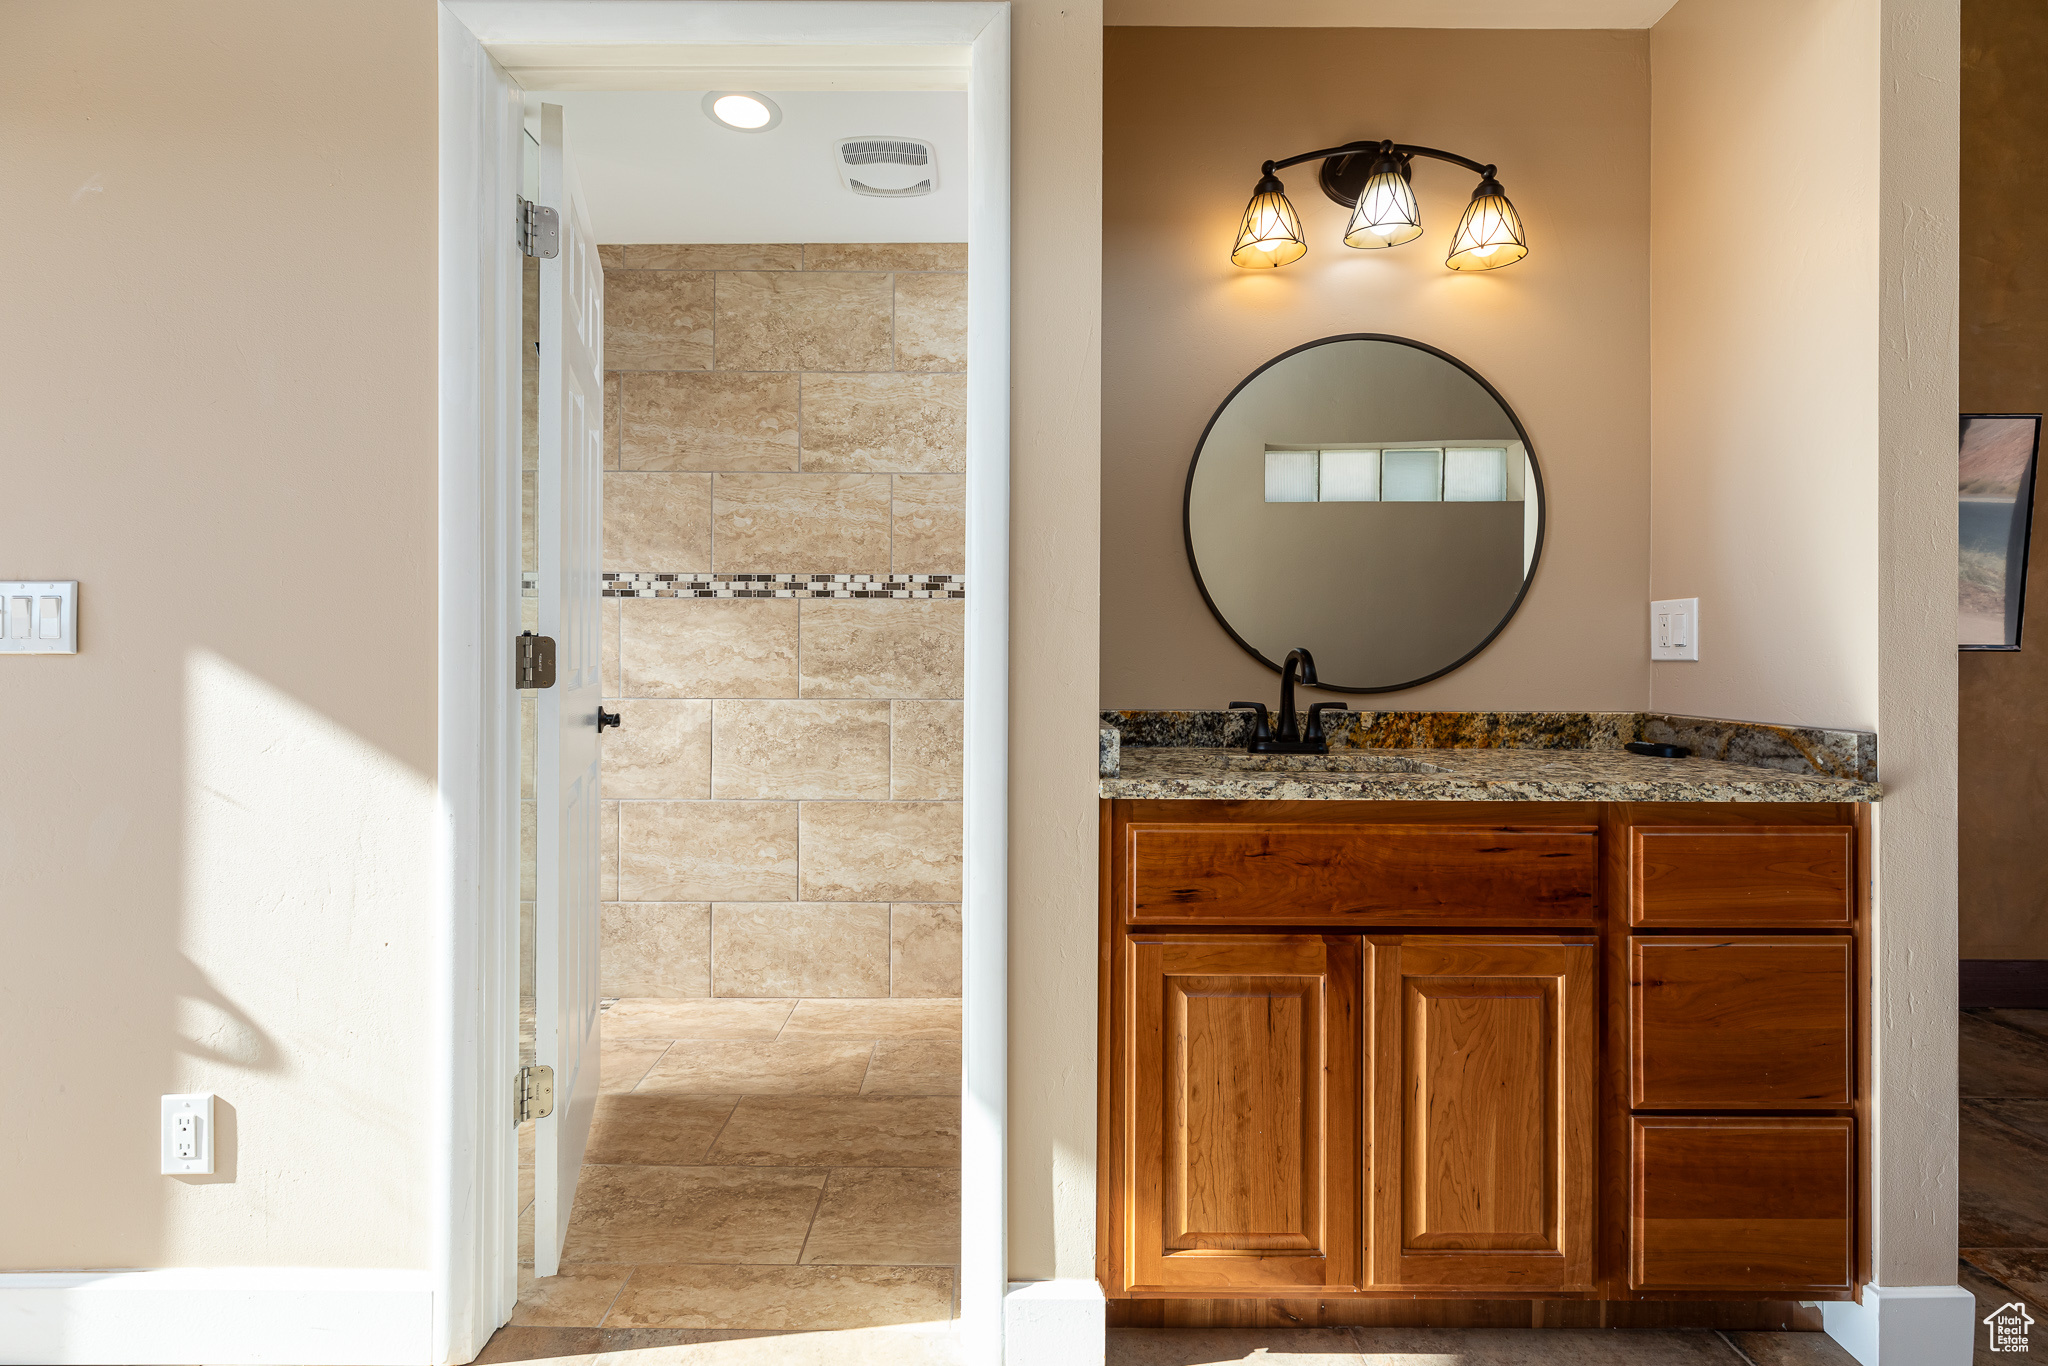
1183,335,1543,692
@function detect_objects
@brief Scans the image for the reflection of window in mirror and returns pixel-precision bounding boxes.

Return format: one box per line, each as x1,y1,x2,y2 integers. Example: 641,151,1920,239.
1381,449,1444,501
1445,448,1508,501
1319,449,1379,501
1264,449,1319,502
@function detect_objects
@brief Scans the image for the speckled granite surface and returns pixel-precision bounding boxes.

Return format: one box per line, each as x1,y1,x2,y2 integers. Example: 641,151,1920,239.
1100,746,1879,803
1097,708,1879,801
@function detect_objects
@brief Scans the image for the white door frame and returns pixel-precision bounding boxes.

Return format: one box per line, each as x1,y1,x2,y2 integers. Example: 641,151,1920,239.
435,4,1011,1363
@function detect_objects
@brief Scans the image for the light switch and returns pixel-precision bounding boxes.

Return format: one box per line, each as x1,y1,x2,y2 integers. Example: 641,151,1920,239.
0,582,77,655
1651,597,1700,662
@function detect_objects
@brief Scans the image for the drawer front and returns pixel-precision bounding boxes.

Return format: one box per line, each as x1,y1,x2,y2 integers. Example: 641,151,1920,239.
1630,826,1853,927
1630,937,1852,1108
1125,822,1598,925
1631,1116,1853,1293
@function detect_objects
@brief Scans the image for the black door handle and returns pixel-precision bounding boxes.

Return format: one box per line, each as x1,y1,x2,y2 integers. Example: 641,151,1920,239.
597,708,621,732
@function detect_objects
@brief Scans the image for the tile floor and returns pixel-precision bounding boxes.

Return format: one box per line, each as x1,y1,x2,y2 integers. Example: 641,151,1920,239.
496,997,961,1356
471,1009,2047,1365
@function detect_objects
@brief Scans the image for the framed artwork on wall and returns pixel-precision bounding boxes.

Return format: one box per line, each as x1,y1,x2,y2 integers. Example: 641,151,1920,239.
1960,413,2043,650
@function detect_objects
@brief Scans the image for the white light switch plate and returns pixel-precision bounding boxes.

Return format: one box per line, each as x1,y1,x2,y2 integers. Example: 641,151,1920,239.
0,581,78,654
161,1093,216,1175
1651,597,1699,661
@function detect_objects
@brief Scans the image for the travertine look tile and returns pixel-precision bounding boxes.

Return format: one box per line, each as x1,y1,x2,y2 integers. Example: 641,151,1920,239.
522,471,538,571
604,472,711,572
603,1264,953,1331
712,903,890,997
521,800,537,900
712,473,891,574
715,271,892,371
621,371,798,472
560,1164,826,1263
800,374,967,473
597,244,628,269
510,1264,635,1328
890,905,962,997
620,599,798,699
599,801,619,902
803,243,967,272
600,902,710,998
802,1168,961,1265
893,274,968,372
704,1096,959,1167
622,244,800,270
801,802,962,902
780,998,962,1039
601,699,711,799
600,1040,671,1093
601,598,620,698
891,475,965,573
799,600,965,699
714,699,890,800
604,373,621,468
619,801,798,901
861,1040,961,1095
637,1038,876,1095
605,997,795,1040
582,1092,737,1165
522,693,538,798
603,270,713,370
890,700,963,799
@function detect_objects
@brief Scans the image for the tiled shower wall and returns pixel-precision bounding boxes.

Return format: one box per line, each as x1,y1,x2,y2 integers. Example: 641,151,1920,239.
593,242,967,1000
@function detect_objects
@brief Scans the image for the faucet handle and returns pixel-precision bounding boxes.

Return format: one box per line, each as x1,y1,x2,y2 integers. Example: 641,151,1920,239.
1228,701,1273,742
1305,701,1348,742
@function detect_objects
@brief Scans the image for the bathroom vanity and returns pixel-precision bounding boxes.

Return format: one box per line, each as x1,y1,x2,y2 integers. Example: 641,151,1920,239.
1096,728,1876,1319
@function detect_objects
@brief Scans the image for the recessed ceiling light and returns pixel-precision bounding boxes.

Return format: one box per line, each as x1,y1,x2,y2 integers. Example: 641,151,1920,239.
702,91,781,133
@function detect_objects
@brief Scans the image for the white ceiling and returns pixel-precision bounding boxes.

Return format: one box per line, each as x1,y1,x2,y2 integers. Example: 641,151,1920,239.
528,88,968,245
1106,0,1681,26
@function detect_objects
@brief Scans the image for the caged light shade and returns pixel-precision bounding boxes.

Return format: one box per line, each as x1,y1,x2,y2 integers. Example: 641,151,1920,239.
1231,172,1308,269
1445,175,1528,271
1343,153,1423,249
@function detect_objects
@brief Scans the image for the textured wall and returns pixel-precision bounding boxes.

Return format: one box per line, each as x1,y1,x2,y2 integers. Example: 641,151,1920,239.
1958,0,2048,960
579,243,968,1000
0,0,438,1269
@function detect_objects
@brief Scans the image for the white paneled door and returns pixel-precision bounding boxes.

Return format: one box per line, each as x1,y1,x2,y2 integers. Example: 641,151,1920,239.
532,101,605,1280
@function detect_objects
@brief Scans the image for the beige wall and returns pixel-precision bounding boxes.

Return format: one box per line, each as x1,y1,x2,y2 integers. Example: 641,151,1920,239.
1647,0,1882,731
1101,26,1651,711
1958,0,2048,960
1650,0,1960,1290
0,1,438,1269
586,243,968,1000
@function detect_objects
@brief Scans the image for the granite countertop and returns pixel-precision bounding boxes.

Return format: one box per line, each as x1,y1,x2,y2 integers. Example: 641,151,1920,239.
1098,733,1881,803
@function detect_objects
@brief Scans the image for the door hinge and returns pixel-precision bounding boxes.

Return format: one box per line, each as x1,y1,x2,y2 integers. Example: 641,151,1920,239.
518,196,560,259
516,1064,555,1123
517,631,557,689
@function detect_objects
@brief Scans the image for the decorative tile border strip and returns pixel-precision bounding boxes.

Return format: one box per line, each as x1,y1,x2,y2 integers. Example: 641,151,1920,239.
602,572,965,600
1101,708,1877,782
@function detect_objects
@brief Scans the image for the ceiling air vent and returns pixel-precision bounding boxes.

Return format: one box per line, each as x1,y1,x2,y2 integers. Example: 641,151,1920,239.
834,136,938,198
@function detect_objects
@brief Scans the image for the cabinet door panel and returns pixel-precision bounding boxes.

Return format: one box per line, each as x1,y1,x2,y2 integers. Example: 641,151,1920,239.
1630,937,1852,1108
1631,1117,1853,1293
1370,936,1596,1291
1127,823,1598,925
1629,826,1853,927
1126,935,1361,1293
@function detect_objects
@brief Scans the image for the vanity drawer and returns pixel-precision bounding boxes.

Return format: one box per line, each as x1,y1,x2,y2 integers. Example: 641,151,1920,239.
1630,937,1852,1109
1630,1116,1853,1294
1124,822,1597,924
1629,826,1854,927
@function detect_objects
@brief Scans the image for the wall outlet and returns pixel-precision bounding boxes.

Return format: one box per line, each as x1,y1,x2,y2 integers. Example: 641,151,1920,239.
1651,598,1699,661
161,1093,215,1175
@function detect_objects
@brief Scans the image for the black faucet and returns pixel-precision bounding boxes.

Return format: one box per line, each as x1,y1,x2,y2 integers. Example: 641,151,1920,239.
1230,647,1347,754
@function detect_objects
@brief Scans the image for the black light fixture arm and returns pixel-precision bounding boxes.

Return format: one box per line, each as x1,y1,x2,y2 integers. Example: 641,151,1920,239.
1264,139,1495,180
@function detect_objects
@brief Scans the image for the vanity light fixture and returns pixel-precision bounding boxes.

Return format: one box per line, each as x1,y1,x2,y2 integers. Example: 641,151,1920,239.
1231,138,1526,271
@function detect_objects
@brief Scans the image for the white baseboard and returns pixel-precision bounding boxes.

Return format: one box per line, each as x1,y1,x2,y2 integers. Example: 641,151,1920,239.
0,1268,434,1366
1004,1279,1104,1366
1823,1283,1978,1365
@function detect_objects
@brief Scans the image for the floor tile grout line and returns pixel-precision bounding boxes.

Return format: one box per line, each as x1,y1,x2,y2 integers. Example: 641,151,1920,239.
592,1265,636,1329
792,1165,836,1268
1713,1328,1761,1365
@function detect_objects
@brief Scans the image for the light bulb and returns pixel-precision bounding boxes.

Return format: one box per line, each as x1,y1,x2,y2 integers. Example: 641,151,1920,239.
712,94,772,128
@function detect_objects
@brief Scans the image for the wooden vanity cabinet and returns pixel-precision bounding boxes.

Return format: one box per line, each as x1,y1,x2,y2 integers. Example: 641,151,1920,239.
1102,798,1865,1313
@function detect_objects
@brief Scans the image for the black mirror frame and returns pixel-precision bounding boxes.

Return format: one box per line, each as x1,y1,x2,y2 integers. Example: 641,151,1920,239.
1181,332,1548,694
